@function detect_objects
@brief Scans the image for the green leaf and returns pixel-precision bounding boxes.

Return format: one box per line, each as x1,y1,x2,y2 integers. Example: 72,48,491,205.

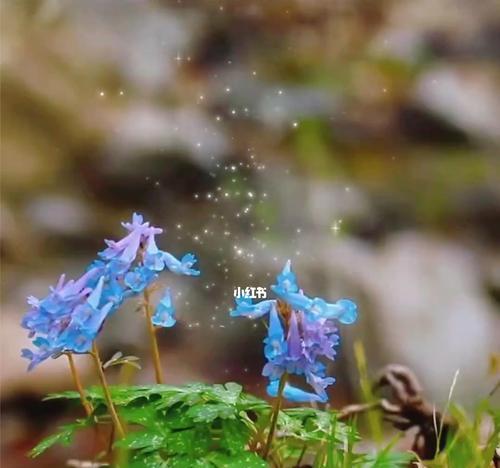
220,419,251,455
164,405,197,430
166,426,211,458
361,451,414,467
120,403,159,427
236,393,269,412
165,456,213,468
30,419,89,457
114,430,165,451
207,452,268,467
209,383,242,405
186,403,235,423
44,390,89,401
129,451,168,468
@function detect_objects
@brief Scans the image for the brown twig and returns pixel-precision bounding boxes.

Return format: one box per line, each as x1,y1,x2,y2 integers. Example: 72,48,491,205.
373,364,453,459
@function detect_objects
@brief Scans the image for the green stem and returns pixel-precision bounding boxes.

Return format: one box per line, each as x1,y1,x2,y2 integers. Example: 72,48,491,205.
66,353,93,417
295,444,307,467
143,287,164,384
262,372,288,460
91,342,125,439
353,340,383,444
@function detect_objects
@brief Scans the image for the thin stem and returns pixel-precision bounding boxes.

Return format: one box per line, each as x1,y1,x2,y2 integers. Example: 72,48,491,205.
295,444,307,467
66,353,93,417
262,372,288,460
91,342,125,439
143,287,164,384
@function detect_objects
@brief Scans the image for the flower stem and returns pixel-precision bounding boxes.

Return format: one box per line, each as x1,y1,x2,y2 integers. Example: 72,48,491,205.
66,353,93,417
295,444,307,467
91,342,125,439
262,372,288,460
143,287,164,384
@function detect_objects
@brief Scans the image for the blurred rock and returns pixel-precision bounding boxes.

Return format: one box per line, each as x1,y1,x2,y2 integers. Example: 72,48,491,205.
25,195,94,237
413,66,500,143
103,105,229,168
63,0,200,94
317,233,500,405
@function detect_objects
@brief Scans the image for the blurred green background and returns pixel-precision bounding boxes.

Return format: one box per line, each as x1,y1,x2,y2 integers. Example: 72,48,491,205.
1,1,499,466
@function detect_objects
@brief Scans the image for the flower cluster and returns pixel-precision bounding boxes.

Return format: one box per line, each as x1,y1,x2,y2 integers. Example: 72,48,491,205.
230,260,357,403
21,213,199,370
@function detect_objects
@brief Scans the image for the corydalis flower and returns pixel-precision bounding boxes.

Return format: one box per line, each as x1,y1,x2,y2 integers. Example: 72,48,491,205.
230,260,358,403
152,288,176,328
267,380,325,403
21,270,108,369
99,213,200,279
21,213,200,370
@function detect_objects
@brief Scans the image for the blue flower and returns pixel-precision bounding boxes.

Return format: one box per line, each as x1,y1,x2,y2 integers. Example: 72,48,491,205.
230,296,276,319
21,213,200,370
267,380,326,403
101,276,131,309
21,338,58,371
306,371,335,402
230,259,358,403
336,299,358,324
162,252,200,276
263,304,287,360
151,288,176,328
55,277,114,353
124,266,157,293
275,260,299,293
99,213,162,269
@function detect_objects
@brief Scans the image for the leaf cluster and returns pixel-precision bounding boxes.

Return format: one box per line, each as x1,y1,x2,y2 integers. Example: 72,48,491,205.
31,382,495,467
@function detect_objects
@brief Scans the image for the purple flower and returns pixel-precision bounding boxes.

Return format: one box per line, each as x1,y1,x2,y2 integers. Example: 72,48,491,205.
230,260,358,402
21,213,200,370
22,268,112,370
100,213,162,269
21,338,57,371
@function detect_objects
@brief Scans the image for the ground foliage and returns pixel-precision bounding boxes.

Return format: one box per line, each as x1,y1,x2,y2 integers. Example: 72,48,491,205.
31,382,420,467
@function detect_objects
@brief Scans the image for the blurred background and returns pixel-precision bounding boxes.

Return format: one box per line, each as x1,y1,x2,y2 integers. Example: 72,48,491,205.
1,0,499,466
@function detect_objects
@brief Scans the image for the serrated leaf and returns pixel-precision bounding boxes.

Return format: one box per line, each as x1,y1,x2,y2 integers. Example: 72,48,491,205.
165,456,213,468
120,404,160,427
164,405,197,430
186,403,235,423
129,451,168,468
30,419,89,457
236,393,269,412
207,451,268,467
114,430,165,452
220,419,250,455
166,426,211,458
209,383,242,405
